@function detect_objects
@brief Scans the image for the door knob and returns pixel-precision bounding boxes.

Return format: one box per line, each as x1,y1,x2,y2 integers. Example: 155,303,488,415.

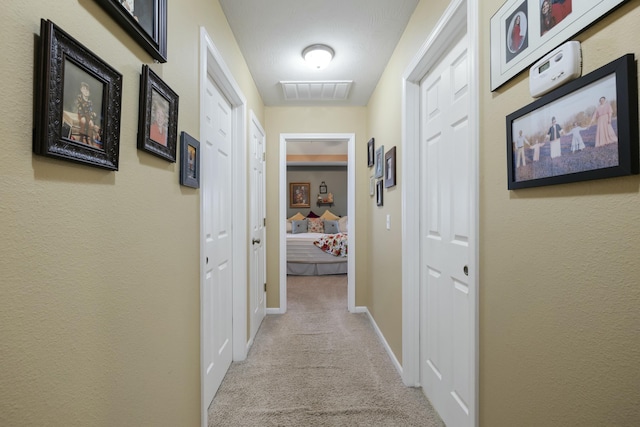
252,238,261,245
463,265,468,276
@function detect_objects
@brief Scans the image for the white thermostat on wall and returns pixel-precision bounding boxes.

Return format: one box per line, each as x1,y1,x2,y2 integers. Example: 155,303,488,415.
529,41,582,98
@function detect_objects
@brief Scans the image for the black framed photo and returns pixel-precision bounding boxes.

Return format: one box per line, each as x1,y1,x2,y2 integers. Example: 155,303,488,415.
367,137,375,167
138,65,179,162
180,131,199,188
94,0,167,63
385,146,397,188
374,144,385,178
506,54,638,189
34,19,122,170
376,179,384,206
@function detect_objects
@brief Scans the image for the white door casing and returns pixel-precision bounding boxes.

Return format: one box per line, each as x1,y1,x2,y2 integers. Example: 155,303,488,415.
401,0,479,426
249,110,266,343
420,32,472,427
201,72,233,410
277,133,356,314
199,27,248,427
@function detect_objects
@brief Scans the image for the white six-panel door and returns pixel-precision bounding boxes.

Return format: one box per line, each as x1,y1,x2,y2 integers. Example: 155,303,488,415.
249,112,266,341
419,32,473,427
202,75,234,408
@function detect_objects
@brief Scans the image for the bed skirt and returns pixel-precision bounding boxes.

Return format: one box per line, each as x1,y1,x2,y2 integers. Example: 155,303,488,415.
287,261,347,276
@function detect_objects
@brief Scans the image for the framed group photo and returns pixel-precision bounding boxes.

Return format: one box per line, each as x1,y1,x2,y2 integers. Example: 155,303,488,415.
490,0,628,91
34,19,122,170
94,0,167,62
374,145,385,178
506,54,638,189
367,138,375,167
138,65,179,162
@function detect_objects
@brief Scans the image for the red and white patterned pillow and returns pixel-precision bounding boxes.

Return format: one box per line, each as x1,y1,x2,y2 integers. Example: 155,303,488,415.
307,217,324,233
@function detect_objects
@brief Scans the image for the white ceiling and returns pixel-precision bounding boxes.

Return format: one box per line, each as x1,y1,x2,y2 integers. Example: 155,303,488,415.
218,0,420,107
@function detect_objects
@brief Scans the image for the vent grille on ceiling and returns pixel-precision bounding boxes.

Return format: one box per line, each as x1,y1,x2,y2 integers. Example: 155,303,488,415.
280,81,352,101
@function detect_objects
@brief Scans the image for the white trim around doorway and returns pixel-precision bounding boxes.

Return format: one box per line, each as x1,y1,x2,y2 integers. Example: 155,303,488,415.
400,0,479,425
199,26,248,427
277,133,356,314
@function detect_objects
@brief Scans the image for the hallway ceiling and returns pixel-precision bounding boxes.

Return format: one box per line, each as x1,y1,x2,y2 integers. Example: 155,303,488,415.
218,0,420,106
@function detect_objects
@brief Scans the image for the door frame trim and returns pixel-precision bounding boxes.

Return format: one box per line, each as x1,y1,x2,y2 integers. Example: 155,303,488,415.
400,0,479,425
248,109,266,346
278,133,356,313
199,26,248,427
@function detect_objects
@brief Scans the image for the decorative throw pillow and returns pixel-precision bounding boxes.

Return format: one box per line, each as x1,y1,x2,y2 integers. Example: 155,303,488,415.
338,216,348,233
291,219,308,234
288,212,305,221
307,217,324,233
286,220,292,233
306,210,320,218
323,220,340,234
320,209,340,221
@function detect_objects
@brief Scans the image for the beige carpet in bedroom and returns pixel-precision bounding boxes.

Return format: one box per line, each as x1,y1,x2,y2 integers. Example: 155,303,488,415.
207,274,444,426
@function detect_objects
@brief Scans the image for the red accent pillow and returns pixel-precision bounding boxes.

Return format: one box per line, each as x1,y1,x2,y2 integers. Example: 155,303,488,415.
306,210,320,218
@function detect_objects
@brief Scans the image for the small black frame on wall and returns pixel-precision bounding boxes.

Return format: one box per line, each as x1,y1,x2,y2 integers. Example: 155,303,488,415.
180,132,200,188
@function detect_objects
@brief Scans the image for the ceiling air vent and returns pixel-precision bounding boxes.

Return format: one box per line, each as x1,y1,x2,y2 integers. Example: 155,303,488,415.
280,81,352,101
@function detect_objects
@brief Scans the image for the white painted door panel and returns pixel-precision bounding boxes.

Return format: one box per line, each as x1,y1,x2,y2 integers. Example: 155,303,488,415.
420,32,472,427
249,113,266,340
202,75,233,408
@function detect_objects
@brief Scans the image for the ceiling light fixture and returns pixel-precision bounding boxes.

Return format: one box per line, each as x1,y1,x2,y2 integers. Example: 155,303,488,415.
302,44,334,70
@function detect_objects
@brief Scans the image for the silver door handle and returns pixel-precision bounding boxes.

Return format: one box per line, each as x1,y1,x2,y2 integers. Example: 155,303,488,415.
252,238,261,245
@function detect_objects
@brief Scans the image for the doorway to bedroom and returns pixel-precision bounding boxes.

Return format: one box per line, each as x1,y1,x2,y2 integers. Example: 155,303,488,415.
279,133,356,314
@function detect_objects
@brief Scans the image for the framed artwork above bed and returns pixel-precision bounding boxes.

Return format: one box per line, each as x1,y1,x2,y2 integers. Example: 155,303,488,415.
290,182,311,208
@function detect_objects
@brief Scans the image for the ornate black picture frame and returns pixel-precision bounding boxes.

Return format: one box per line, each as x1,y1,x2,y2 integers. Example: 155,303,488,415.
34,19,123,170
137,65,179,162
506,54,638,189
385,146,397,188
367,137,375,167
180,131,200,188
94,0,167,63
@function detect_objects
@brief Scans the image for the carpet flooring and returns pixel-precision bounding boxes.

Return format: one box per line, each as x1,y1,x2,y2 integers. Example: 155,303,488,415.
208,274,444,426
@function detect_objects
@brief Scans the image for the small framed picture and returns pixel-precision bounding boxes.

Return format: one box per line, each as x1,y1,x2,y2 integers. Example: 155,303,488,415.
367,137,375,167
290,182,310,208
33,20,123,170
385,146,396,188
138,65,179,162
180,131,199,188
369,175,375,196
376,179,384,206
506,54,638,189
94,0,167,63
374,144,385,178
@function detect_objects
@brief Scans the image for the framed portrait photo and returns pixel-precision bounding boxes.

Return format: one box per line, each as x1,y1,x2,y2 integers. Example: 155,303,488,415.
94,0,167,62
367,137,375,167
138,65,179,162
490,0,628,91
179,131,199,188
34,19,122,170
374,145,385,178
290,182,311,208
506,54,638,189
384,146,396,188
376,179,384,206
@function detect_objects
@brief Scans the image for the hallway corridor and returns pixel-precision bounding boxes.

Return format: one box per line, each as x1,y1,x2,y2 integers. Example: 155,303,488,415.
208,275,444,426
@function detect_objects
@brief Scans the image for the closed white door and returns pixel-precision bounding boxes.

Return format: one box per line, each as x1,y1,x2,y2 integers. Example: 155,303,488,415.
249,112,266,340
419,32,473,427
202,75,234,407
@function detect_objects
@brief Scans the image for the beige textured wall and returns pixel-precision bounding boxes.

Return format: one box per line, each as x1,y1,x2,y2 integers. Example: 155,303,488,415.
0,1,262,425
264,107,368,308
479,1,640,425
366,0,450,364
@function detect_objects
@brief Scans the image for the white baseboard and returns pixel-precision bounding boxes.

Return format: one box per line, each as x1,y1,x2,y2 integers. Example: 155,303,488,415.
266,307,284,314
363,308,403,377
353,306,367,314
